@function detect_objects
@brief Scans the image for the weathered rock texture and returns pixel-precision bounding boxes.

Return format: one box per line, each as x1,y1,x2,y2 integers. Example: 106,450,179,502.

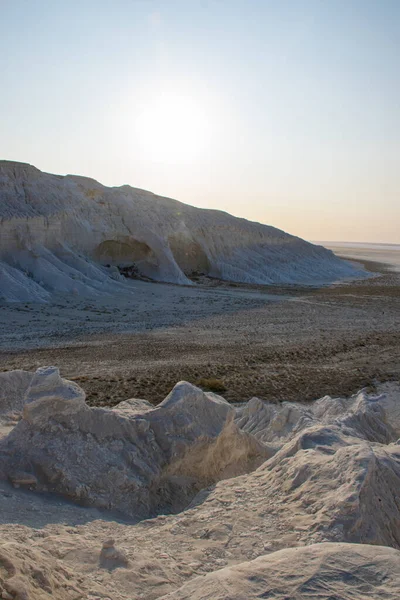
0,160,365,301
0,541,91,600
1,368,400,599
160,542,400,600
0,367,269,517
1,367,400,541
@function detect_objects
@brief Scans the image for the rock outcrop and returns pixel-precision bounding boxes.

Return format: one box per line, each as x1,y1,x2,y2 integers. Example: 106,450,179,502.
0,541,91,600
0,370,34,419
1,367,399,547
0,368,400,599
0,367,269,517
159,542,400,599
0,160,366,302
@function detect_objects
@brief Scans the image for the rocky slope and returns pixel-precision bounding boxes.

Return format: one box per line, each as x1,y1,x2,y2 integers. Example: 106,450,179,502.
161,543,400,599
0,367,399,598
0,160,365,302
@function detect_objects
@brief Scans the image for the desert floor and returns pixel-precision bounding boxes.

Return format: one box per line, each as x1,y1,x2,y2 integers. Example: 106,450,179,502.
0,251,399,407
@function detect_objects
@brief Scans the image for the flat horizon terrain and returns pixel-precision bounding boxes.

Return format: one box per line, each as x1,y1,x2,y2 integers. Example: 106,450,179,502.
0,243,399,406
316,241,400,272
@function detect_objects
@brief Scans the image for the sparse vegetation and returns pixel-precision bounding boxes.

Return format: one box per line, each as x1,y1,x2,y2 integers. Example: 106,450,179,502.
195,377,227,393
118,263,140,279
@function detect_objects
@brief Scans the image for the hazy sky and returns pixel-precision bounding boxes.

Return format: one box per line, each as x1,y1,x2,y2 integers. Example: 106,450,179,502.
1,0,399,243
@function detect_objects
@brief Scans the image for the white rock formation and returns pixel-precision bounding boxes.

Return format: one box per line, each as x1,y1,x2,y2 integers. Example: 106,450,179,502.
0,369,33,418
1,367,400,547
0,367,269,517
235,384,400,447
160,542,400,599
0,160,365,302
1,368,400,599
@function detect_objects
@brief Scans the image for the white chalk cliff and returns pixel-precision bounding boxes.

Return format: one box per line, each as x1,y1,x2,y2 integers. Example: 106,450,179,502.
0,160,364,302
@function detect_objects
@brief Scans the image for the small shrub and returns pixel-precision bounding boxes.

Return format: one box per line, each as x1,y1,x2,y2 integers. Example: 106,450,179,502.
118,263,140,279
195,377,227,393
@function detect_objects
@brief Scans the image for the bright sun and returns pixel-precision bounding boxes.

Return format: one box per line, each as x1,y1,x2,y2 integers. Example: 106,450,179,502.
134,90,212,165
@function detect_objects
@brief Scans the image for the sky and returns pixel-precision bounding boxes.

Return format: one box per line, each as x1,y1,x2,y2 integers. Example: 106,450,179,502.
0,0,399,243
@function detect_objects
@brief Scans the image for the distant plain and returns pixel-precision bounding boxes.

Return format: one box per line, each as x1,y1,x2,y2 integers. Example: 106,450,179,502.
318,241,400,272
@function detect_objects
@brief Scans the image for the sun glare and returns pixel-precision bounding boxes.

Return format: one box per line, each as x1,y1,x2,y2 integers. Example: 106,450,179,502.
134,90,212,165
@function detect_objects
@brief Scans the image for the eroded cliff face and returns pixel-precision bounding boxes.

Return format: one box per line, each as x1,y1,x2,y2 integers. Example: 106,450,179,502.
0,160,365,302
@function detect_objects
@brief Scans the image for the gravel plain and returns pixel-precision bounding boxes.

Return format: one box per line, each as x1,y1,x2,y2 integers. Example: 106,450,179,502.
0,251,399,406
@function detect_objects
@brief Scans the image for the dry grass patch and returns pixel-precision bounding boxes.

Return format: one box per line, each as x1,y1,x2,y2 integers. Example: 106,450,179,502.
195,377,227,393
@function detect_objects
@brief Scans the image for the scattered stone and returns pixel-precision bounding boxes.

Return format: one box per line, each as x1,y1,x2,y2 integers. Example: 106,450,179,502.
99,540,129,570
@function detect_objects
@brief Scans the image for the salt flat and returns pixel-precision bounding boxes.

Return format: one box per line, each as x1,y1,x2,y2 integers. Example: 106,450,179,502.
318,241,400,272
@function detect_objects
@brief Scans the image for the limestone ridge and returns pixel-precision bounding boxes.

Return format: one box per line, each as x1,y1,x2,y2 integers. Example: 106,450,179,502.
0,160,366,302
0,367,270,517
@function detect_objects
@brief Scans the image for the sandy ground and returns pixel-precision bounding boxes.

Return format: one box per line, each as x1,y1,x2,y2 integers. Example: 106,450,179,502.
0,250,399,406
